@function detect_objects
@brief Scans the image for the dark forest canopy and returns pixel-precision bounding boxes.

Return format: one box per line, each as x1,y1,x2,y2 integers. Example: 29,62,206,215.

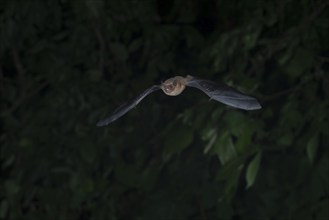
1,0,328,219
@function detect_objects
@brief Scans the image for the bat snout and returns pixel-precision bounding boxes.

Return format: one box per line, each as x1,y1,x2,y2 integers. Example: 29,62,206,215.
161,83,185,96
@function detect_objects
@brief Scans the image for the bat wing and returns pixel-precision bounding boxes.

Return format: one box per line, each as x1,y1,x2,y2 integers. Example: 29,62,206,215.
186,77,261,110
97,85,160,126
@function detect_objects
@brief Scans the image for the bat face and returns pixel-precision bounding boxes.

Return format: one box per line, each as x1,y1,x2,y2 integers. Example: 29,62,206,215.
161,76,186,96
97,75,261,126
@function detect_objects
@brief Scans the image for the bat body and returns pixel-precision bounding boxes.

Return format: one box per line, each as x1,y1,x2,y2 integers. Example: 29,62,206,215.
97,75,261,126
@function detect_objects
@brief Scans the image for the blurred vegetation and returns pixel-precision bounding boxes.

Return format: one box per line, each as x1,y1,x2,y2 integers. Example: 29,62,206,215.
1,0,328,219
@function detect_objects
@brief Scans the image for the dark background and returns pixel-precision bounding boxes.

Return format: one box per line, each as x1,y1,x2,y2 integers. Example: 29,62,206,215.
1,0,328,219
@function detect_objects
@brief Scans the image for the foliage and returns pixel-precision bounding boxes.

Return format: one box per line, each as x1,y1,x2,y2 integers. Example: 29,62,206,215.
1,0,328,219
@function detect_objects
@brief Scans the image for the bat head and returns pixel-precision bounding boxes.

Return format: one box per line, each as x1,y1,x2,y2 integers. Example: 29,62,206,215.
161,76,186,96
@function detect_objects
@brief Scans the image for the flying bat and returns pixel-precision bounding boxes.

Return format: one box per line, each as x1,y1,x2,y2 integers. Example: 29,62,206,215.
97,75,261,126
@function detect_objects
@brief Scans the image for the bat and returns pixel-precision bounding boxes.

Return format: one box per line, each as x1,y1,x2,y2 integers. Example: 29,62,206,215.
96,75,261,126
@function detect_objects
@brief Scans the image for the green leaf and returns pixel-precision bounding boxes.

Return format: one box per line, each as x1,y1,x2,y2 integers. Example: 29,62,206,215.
128,38,143,53
282,47,314,78
223,169,241,202
246,152,262,189
4,180,20,195
0,200,8,219
203,131,217,154
163,125,194,162
2,155,15,169
212,132,237,165
111,42,128,61
307,135,318,164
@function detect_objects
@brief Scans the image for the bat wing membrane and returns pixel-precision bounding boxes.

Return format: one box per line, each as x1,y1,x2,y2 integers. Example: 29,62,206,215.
186,77,261,110
97,85,160,126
